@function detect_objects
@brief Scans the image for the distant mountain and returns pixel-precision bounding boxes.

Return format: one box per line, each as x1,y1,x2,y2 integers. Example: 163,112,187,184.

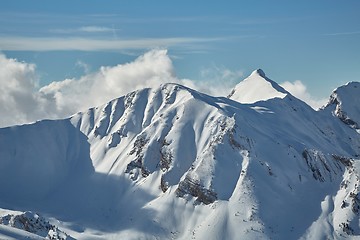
323,82,360,131
0,70,359,239
228,69,288,103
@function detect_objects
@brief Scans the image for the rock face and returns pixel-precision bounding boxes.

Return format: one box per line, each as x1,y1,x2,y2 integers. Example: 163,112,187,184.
0,212,74,240
176,176,217,205
0,70,360,239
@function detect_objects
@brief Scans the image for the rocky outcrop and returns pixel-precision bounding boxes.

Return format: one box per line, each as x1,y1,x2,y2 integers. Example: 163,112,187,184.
302,149,343,182
176,176,217,205
0,211,74,240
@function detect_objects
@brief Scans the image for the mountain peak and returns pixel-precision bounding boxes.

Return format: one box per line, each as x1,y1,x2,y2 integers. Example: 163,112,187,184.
323,81,360,130
228,69,288,104
250,68,266,78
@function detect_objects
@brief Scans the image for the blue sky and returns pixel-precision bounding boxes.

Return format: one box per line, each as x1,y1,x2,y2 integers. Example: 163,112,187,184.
0,1,359,126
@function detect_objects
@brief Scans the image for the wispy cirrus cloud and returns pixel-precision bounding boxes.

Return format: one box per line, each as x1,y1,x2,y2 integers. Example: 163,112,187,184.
79,26,114,33
322,31,360,36
50,26,117,34
0,36,222,51
75,60,91,74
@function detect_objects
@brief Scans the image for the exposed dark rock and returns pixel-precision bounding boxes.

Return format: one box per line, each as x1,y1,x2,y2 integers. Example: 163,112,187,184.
176,176,217,205
349,191,360,214
126,135,150,179
332,154,353,170
302,150,326,182
302,149,343,182
124,91,137,109
160,175,169,192
339,222,354,235
160,144,172,172
328,94,359,130
129,135,148,156
0,211,74,240
125,160,149,178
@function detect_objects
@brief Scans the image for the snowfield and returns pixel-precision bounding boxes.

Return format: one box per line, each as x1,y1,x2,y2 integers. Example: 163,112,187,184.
0,69,359,239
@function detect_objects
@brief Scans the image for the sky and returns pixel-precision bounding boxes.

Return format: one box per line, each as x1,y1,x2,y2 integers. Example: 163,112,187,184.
0,1,359,127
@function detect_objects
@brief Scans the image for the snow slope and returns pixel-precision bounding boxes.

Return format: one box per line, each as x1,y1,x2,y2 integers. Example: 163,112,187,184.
0,70,360,239
0,224,44,240
323,82,360,132
228,69,288,103
0,211,74,240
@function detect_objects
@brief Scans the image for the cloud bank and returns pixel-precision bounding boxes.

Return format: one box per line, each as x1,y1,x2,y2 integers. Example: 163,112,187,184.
0,54,51,126
0,50,181,127
40,49,178,116
0,50,327,127
280,80,327,109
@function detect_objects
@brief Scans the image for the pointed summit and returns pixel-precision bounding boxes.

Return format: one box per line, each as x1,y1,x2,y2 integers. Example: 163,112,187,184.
228,69,288,104
251,68,266,78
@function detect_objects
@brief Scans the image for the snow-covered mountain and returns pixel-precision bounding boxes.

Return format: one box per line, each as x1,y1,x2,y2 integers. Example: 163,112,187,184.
322,82,360,132
228,69,288,103
0,70,359,239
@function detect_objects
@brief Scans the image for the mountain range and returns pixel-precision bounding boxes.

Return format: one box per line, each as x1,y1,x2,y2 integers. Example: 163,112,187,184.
0,69,359,239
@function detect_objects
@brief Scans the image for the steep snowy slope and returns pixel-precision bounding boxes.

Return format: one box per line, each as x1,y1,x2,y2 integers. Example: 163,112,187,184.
228,69,288,103
0,224,44,240
0,71,360,239
322,82,360,132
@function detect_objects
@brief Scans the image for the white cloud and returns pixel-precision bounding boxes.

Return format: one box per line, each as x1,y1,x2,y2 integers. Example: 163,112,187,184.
0,54,57,127
39,49,178,115
78,26,114,33
42,50,245,113
0,50,181,127
0,50,328,128
280,80,327,109
0,49,232,127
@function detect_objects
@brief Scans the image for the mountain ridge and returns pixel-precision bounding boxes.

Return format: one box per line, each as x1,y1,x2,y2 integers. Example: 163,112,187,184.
0,70,359,239
323,81,360,131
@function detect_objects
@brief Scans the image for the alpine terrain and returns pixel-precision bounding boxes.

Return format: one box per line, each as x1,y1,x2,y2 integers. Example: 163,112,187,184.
0,69,359,239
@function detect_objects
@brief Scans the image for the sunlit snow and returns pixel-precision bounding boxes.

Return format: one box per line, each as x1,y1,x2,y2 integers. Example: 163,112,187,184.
0,70,359,239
